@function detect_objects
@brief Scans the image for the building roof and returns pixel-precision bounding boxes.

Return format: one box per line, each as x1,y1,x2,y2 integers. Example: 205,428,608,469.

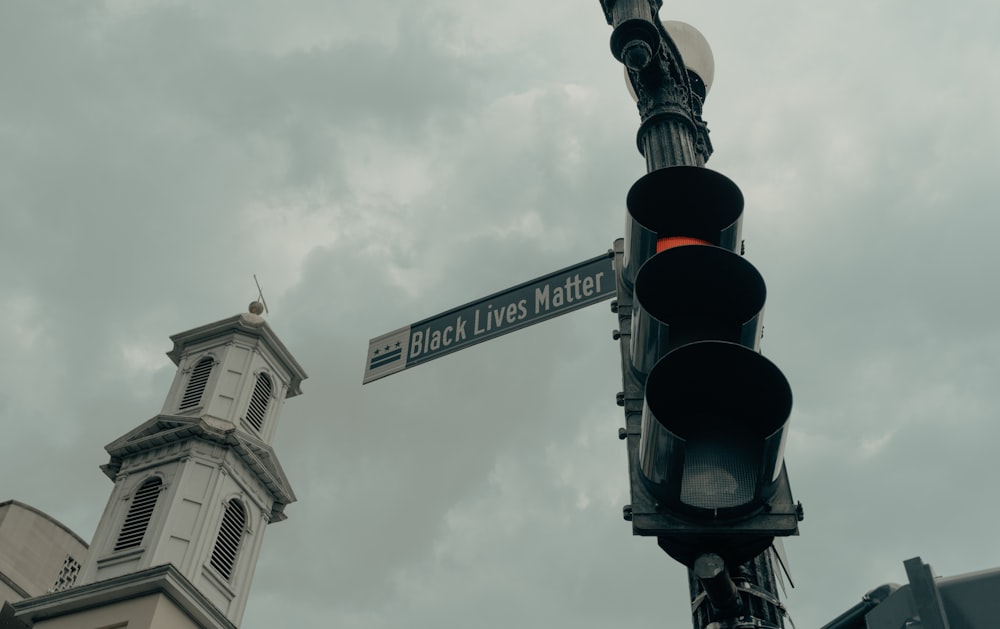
0,501,89,603
0,502,87,550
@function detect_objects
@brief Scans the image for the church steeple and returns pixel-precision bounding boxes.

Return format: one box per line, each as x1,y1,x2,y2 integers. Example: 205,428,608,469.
35,305,309,629
160,303,305,445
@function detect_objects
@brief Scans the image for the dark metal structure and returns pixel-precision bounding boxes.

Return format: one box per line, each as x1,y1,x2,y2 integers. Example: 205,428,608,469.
598,2,799,627
821,556,1000,629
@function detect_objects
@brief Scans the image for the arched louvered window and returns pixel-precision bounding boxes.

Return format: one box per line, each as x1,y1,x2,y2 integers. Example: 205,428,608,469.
114,477,162,551
245,373,272,432
179,357,213,410
210,499,246,581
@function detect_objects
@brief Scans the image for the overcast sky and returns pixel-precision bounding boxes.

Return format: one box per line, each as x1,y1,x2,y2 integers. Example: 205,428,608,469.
3,1,1000,627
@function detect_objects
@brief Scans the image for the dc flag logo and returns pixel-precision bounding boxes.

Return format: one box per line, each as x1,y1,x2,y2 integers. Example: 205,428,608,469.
370,342,403,369
362,327,410,384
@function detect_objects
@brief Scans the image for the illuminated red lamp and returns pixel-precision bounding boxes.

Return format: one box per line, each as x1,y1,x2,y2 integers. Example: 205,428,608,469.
656,236,712,252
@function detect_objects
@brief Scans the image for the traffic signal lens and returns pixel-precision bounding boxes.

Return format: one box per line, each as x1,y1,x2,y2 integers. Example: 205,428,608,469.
680,425,759,509
656,236,711,252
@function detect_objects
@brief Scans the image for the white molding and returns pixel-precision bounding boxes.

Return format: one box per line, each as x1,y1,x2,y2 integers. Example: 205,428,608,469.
12,564,238,629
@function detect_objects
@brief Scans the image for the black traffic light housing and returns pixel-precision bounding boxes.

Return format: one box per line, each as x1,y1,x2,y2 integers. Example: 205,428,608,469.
619,165,800,569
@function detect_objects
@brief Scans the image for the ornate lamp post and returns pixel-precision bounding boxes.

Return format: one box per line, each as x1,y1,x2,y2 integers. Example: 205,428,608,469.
599,2,799,628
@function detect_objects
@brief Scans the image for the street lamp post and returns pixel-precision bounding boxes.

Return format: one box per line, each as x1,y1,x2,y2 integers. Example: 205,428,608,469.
599,2,798,628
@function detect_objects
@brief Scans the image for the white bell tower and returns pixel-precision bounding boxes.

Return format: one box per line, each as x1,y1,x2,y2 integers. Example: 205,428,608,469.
11,305,307,629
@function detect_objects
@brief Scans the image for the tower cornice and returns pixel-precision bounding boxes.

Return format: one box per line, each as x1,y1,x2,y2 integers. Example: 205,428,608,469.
101,415,296,522
166,313,307,398
9,564,238,629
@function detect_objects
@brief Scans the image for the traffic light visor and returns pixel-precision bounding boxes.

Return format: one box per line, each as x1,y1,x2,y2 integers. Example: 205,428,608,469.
623,166,743,290
630,245,766,376
638,341,792,517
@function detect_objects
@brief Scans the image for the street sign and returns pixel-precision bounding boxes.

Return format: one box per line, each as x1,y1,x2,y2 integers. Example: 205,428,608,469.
363,252,616,383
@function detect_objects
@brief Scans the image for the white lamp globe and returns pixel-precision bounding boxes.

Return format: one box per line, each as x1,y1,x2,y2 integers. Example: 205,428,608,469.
625,20,715,103
663,20,714,98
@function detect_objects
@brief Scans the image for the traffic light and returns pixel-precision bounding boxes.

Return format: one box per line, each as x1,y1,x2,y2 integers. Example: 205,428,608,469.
620,165,801,569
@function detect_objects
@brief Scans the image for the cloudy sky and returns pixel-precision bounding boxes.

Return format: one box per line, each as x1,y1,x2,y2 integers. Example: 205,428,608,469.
3,1,1000,627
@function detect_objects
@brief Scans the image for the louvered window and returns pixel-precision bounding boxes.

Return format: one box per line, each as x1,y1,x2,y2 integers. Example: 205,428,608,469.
210,499,246,581
179,357,213,410
114,477,162,551
245,373,272,432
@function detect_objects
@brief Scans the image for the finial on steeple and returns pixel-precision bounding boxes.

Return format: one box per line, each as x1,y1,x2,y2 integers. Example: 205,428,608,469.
251,274,270,316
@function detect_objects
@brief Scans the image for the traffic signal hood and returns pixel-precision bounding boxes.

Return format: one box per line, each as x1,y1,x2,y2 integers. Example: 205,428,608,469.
630,244,765,377
623,166,743,293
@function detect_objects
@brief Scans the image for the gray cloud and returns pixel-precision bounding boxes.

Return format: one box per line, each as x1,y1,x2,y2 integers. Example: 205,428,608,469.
2,1,999,628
